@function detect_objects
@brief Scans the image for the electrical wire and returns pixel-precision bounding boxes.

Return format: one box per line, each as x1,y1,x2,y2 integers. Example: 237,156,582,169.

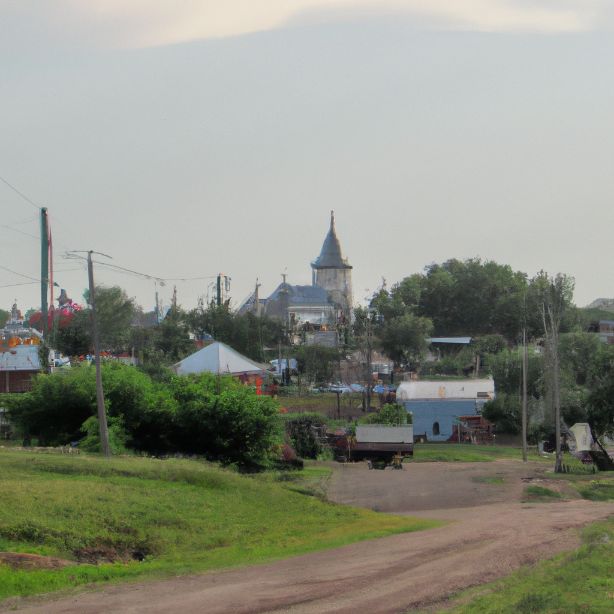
65,252,218,285
0,264,40,283
0,268,82,289
0,223,39,241
0,174,42,210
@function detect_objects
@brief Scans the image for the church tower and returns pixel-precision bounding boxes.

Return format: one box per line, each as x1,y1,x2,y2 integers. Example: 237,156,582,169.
311,211,353,321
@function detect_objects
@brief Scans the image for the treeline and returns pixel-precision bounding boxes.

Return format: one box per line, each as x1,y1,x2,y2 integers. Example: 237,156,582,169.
357,258,610,368
358,259,614,446
483,335,614,444
48,289,285,367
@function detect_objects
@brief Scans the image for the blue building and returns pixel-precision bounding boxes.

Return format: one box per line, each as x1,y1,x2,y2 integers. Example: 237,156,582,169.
396,379,495,442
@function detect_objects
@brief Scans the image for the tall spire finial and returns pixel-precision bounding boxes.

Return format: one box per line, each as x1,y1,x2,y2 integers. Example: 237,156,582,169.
330,210,335,228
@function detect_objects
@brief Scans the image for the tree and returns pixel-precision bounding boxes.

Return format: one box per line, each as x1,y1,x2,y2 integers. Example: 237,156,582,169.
294,345,341,385
536,273,574,473
186,302,284,362
585,344,614,449
50,309,91,356
49,285,136,356
0,309,9,328
86,286,136,351
154,306,192,363
379,313,433,369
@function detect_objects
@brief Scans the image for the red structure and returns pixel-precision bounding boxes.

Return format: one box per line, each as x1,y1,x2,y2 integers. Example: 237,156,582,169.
448,415,495,444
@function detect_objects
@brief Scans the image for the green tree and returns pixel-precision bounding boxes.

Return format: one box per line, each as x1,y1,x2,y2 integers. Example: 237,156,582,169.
0,309,9,328
379,313,433,368
50,285,136,356
586,344,614,444
294,345,341,385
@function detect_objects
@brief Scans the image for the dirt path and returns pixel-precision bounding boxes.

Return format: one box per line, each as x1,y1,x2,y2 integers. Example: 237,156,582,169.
4,462,613,614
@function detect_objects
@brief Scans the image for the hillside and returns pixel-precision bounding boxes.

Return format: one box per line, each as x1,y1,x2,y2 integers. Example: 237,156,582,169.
0,450,437,601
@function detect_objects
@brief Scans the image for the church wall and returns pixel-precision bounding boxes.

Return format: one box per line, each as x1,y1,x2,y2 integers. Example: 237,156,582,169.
314,268,353,315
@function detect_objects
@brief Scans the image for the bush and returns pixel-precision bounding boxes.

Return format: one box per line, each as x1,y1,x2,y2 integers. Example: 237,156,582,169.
482,393,520,434
282,413,326,459
7,364,282,467
80,415,127,454
361,403,410,425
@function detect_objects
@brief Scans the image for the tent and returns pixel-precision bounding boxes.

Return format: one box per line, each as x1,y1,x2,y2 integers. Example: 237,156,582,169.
173,342,266,376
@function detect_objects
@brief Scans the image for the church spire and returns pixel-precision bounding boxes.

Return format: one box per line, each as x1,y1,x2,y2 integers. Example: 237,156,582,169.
312,211,351,270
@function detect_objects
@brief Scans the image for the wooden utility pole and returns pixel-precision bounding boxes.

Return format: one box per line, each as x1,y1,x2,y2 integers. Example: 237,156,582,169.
40,208,49,338
87,251,111,458
521,328,528,462
365,313,373,411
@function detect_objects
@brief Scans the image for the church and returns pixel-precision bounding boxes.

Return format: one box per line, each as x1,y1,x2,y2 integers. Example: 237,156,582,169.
240,212,353,346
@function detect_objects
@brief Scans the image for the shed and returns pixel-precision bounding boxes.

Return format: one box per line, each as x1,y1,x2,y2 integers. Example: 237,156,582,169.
397,378,495,442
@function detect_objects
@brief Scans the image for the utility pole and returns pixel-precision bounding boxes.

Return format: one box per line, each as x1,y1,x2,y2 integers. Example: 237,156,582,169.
216,274,222,307
87,251,111,458
40,208,49,338
365,311,373,412
254,278,261,317
521,328,528,462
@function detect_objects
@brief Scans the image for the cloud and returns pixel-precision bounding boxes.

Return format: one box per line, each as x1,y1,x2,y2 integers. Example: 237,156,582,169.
2,0,607,49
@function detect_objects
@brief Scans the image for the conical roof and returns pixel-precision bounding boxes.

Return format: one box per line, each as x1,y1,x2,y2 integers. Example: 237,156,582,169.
173,341,266,376
312,211,352,269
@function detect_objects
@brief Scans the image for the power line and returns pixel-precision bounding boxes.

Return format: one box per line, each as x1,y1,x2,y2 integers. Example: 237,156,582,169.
0,264,81,284
0,174,42,210
0,264,40,283
0,223,39,241
64,252,217,285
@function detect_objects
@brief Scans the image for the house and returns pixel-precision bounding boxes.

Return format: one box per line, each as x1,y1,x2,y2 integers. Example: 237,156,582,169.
396,378,495,442
0,302,43,393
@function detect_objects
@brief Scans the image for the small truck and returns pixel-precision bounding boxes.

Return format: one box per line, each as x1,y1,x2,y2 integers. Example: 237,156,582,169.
330,424,414,468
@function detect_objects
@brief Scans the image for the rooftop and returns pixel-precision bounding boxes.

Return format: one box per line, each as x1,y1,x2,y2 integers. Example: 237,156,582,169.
311,211,351,270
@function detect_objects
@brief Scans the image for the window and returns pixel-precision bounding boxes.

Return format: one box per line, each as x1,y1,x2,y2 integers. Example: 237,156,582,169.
432,421,440,436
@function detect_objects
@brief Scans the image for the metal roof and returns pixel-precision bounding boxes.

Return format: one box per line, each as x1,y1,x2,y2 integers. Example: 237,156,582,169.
173,341,266,376
267,283,331,306
397,378,495,401
355,425,414,443
429,337,472,344
0,345,41,372
311,211,351,270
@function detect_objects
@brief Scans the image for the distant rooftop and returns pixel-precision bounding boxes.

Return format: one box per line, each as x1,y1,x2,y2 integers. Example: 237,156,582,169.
429,337,472,345
267,283,331,306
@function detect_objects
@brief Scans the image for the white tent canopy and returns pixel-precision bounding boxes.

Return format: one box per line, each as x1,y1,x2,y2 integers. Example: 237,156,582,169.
173,342,266,376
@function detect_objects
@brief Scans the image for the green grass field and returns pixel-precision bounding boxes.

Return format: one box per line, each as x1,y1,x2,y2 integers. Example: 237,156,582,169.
444,517,614,613
0,450,439,601
410,443,542,463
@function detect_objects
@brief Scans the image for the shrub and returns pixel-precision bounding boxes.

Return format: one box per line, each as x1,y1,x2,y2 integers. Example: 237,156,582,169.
7,364,282,467
282,413,326,459
361,403,410,425
80,415,127,454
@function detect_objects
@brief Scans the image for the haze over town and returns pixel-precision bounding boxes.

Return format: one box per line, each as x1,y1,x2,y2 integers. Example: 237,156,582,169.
2,0,613,312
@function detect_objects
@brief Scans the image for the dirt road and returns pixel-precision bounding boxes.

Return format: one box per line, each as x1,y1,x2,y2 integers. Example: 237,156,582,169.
4,461,613,614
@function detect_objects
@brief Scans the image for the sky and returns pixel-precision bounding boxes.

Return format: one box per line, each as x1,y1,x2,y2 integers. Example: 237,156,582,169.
1,0,613,314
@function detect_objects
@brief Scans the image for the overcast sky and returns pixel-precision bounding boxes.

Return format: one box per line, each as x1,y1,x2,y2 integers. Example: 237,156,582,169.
1,1,613,314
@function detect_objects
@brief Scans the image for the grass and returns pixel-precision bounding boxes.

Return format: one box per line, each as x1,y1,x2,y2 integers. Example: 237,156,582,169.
443,517,614,613
410,444,540,463
523,485,562,501
576,479,614,502
0,450,439,601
